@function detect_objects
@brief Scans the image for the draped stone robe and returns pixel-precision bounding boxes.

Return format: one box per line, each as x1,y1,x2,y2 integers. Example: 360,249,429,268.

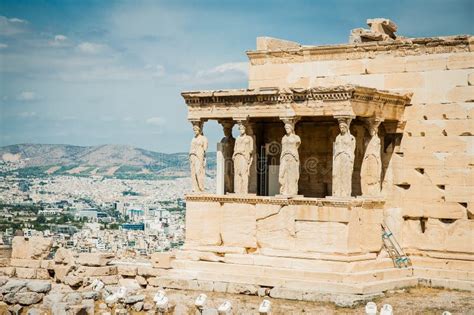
279,133,301,195
189,134,208,192
233,134,254,194
332,133,356,197
361,134,382,196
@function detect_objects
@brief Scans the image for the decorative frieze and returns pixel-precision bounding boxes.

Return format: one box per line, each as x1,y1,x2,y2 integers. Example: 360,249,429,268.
247,35,472,64
185,194,385,208
183,85,411,122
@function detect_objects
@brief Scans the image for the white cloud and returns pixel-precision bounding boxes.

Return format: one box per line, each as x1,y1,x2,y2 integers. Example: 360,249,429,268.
199,62,248,76
145,64,165,78
55,34,67,41
146,117,164,126
49,34,68,47
0,15,28,36
8,18,27,23
194,61,248,84
0,43,7,49
16,91,39,101
77,42,106,54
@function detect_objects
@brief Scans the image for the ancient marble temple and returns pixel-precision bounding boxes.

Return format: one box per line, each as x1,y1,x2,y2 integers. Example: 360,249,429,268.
172,19,473,302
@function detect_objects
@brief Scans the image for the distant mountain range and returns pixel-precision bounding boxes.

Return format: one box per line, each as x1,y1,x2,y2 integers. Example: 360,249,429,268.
0,144,216,179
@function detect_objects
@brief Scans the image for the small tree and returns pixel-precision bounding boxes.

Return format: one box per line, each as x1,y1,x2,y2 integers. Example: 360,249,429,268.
36,214,46,224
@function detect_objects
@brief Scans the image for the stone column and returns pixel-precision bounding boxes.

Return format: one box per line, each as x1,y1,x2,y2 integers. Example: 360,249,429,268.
278,117,301,196
332,116,356,197
361,118,383,197
232,119,254,195
217,120,235,194
189,119,208,193
247,123,258,194
216,143,225,195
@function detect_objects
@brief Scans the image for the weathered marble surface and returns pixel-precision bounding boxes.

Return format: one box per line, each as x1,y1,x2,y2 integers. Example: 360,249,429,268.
189,124,208,193
279,122,301,196
233,123,254,194
361,122,382,196
220,121,235,194
332,119,356,197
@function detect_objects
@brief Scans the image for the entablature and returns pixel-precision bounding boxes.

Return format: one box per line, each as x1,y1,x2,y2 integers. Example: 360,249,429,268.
182,85,412,122
185,193,385,209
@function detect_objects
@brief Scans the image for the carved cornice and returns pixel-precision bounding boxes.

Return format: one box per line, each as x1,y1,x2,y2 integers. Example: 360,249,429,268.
185,194,385,207
183,86,410,106
246,35,472,64
182,85,411,122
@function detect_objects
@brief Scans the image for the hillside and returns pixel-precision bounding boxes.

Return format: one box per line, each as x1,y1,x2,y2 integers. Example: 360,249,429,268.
0,144,216,179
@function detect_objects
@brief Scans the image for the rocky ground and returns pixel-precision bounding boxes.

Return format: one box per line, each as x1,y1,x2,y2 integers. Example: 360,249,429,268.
0,280,472,315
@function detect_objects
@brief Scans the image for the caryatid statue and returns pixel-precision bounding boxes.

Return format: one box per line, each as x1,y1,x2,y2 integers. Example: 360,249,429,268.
279,119,301,196
220,121,235,193
361,119,382,196
232,121,254,194
189,121,208,193
332,117,356,197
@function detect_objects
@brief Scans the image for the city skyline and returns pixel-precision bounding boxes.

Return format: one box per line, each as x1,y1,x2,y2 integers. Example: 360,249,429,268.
1,0,473,153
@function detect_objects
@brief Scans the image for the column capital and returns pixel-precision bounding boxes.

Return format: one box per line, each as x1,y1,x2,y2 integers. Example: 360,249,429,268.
334,115,355,126
279,116,300,125
189,118,207,127
362,116,383,131
232,115,249,124
217,119,234,128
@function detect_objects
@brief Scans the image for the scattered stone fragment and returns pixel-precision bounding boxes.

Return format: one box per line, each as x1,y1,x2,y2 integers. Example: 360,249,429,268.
82,291,99,300
54,265,74,282
3,293,18,304
11,236,52,260
82,299,95,313
133,301,144,312
8,304,22,315
227,283,258,295
76,253,114,267
68,305,88,315
0,279,26,294
115,308,128,315
258,287,270,297
123,294,145,304
135,275,147,286
54,247,75,265
27,308,42,315
0,267,15,277
64,275,83,288
51,302,69,315
42,293,65,308
202,309,219,315
143,302,153,311
118,278,141,292
0,278,8,287
16,292,43,306
64,292,82,305
27,280,52,293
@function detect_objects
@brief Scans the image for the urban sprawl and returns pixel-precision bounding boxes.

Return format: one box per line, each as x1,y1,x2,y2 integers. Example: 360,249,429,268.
0,160,215,256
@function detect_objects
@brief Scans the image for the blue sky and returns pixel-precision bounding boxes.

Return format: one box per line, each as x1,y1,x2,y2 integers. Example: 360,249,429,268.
0,0,472,153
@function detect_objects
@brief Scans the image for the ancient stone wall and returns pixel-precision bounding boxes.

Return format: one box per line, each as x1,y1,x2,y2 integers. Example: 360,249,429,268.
247,36,474,257
185,197,383,255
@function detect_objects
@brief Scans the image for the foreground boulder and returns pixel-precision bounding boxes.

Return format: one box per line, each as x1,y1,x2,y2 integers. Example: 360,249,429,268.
26,280,52,293
76,253,114,267
4,292,43,306
11,236,52,260
0,279,26,294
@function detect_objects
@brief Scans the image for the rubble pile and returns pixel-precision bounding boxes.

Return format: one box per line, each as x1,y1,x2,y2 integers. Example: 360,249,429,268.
0,236,175,314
